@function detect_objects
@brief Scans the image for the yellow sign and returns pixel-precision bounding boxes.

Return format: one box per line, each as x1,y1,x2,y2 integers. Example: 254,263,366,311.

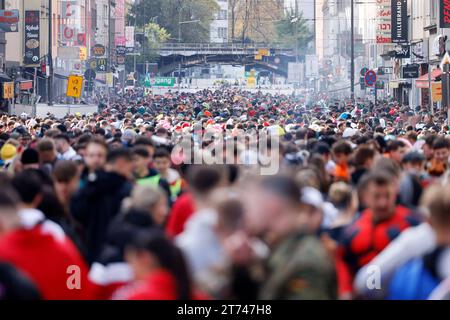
432,82,442,102
247,77,256,88
106,72,113,87
258,48,269,56
66,75,83,98
79,47,87,61
255,54,263,61
3,82,14,99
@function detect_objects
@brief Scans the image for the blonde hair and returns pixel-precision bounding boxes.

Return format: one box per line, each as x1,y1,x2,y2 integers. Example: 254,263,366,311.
122,185,166,213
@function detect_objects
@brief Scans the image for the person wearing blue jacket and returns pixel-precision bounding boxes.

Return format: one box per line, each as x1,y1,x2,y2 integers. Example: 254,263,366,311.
388,184,450,300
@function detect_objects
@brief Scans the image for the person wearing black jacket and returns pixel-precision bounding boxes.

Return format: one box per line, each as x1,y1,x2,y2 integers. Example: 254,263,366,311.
71,148,134,265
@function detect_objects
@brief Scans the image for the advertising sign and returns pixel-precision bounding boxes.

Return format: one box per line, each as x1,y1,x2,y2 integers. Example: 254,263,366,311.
24,11,40,65
376,0,392,43
391,0,408,43
0,10,19,32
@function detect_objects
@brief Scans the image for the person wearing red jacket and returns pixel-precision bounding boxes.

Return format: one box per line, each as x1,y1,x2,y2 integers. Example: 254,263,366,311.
113,230,205,300
336,170,422,299
0,170,93,300
165,192,195,238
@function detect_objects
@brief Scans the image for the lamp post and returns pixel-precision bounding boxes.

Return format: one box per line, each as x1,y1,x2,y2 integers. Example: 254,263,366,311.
47,0,53,105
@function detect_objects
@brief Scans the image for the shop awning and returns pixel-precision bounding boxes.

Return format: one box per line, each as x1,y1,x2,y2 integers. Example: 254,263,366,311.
416,68,442,88
0,73,12,83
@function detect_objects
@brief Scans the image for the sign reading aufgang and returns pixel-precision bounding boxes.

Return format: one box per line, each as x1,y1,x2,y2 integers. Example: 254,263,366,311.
24,11,40,65
441,0,450,28
391,0,408,43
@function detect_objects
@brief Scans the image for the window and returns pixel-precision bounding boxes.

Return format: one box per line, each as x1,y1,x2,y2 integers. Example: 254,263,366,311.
218,10,227,20
431,0,437,20
217,27,227,39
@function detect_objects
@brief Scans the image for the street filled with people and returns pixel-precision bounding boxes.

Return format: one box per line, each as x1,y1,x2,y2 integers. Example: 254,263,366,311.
0,88,449,300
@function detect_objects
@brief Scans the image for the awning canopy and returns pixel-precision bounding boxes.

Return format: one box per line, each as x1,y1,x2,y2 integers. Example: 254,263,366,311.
416,68,442,88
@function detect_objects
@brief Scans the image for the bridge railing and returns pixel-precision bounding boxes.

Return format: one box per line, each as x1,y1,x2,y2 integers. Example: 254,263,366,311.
158,42,294,53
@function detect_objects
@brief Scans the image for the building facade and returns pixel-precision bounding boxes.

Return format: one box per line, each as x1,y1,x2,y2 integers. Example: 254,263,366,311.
211,0,228,43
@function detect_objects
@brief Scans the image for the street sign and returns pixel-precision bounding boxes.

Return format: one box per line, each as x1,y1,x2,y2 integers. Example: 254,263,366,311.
144,75,151,87
67,75,83,98
360,67,369,76
364,70,377,87
84,68,96,81
402,64,420,78
87,58,97,70
2,82,14,99
151,77,175,87
93,44,105,57
375,80,385,90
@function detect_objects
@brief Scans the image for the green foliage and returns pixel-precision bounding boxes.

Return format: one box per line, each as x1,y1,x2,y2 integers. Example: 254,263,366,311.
129,0,219,43
274,9,313,55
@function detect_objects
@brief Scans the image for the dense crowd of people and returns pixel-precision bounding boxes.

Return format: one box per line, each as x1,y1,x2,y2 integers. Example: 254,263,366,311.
0,88,449,300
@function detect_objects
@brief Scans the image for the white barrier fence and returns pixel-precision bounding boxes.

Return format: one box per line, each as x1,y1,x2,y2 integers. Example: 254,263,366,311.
10,104,99,119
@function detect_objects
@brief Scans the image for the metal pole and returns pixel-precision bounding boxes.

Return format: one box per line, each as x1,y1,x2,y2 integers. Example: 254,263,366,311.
32,67,37,116
47,0,53,105
350,0,355,102
107,0,111,72
429,63,434,116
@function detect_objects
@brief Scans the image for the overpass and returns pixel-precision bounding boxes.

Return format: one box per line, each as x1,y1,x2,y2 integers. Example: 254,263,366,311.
156,43,296,77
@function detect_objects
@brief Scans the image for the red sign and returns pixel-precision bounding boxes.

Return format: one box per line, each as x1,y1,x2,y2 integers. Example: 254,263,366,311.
77,33,86,46
19,81,33,91
364,70,377,87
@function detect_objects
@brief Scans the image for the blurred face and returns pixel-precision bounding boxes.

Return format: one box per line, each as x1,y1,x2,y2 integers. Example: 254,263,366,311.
133,155,150,173
434,147,449,163
125,249,157,281
39,150,57,164
54,176,80,205
111,158,134,180
390,146,408,164
366,182,397,221
84,143,107,172
422,143,434,160
151,198,169,226
153,156,171,174
55,139,67,154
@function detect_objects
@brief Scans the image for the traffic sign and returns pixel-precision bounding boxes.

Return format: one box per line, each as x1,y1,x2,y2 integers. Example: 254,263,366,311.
364,70,377,87
360,67,369,77
2,82,14,99
84,68,96,81
66,75,83,98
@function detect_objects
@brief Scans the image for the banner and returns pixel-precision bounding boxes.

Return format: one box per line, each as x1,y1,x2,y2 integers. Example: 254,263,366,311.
24,11,40,65
432,82,443,102
376,0,391,44
60,1,80,45
115,0,126,45
0,10,19,32
125,26,135,48
391,0,408,43
441,0,450,28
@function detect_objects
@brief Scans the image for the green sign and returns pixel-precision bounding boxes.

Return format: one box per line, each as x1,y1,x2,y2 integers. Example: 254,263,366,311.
144,75,151,87
151,77,175,87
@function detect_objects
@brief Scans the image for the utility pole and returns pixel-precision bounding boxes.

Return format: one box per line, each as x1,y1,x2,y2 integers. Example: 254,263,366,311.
107,0,112,73
350,0,355,102
48,0,53,105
